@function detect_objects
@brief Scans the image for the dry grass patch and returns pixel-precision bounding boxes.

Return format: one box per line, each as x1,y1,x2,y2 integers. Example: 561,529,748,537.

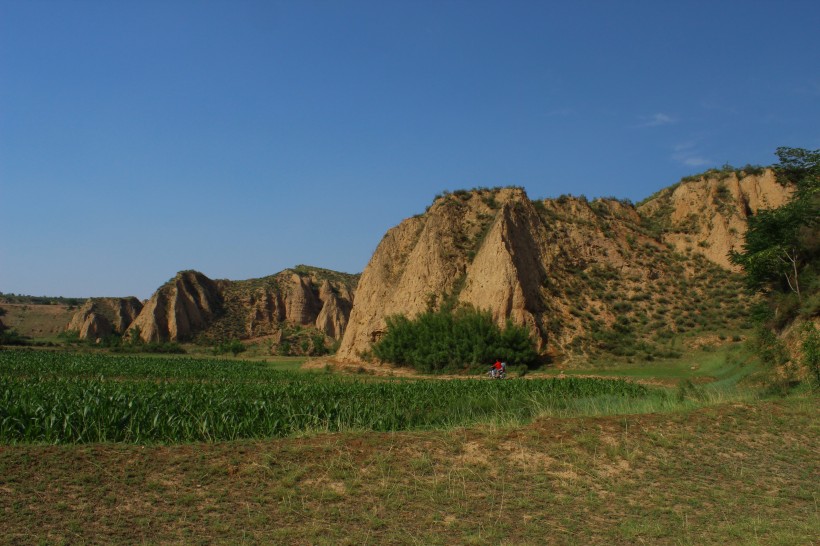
0,397,817,544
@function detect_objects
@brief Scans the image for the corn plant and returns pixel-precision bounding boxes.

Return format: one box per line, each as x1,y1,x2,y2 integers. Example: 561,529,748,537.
0,350,649,444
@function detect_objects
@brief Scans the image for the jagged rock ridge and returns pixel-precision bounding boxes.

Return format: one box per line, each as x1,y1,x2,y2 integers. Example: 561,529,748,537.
127,271,222,343
127,267,357,345
638,168,792,269
337,171,791,363
67,297,143,340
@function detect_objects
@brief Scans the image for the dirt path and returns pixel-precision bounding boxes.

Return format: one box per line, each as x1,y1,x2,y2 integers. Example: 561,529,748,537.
302,357,676,387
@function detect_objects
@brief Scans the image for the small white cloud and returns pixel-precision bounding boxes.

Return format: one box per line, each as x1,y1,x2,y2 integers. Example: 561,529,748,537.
672,143,712,168
641,112,676,127
681,156,711,167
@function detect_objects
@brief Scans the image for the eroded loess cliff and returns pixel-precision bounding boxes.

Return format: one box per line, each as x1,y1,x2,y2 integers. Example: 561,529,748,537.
127,267,357,344
67,297,143,340
337,175,790,363
637,169,791,269
127,271,222,342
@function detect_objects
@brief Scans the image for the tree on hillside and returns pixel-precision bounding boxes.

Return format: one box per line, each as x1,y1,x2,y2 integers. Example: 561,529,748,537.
730,147,819,303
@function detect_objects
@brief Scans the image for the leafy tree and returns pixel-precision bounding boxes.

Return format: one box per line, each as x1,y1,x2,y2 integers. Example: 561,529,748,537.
730,147,819,303
730,147,819,392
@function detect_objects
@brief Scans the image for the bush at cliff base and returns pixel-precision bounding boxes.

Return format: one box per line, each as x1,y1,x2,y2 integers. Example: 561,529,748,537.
372,306,538,372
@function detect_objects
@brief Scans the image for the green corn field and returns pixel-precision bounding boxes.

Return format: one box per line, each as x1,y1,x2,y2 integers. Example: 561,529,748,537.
0,350,650,444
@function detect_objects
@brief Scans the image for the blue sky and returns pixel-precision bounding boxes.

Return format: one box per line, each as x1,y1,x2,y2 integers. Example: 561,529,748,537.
1,0,818,299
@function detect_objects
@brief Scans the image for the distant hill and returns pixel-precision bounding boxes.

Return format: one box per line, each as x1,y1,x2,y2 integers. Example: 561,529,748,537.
122,266,359,354
337,169,790,363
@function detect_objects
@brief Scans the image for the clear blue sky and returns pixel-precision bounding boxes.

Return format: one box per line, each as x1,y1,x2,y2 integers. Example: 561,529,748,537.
2,0,818,299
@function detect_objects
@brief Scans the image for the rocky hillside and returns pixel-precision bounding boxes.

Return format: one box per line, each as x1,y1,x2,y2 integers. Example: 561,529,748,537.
127,267,358,346
638,167,792,269
0,303,77,339
337,170,791,363
127,270,222,343
68,297,143,340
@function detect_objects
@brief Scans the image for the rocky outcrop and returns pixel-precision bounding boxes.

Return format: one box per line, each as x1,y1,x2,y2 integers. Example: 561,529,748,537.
67,297,143,340
315,280,352,339
637,169,792,269
127,267,358,343
127,271,223,342
338,188,559,360
285,274,322,325
209,268,357,342
337,177,791,362
458,199,550,349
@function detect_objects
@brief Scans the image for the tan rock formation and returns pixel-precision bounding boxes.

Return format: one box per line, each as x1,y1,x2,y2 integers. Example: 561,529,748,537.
337,189,521,359
128,271,222,342
459,199,550,349
67,297,143,340
127,267,357,344
285,274,321,325
315,280,352,339
638,169,792,269
337,188,555,360
337,176,791,363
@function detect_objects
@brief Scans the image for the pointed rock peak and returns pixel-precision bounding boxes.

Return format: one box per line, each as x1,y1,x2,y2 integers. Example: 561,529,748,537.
127,270,223,342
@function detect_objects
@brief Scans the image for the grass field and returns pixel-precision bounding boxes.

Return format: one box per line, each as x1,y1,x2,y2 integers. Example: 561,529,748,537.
1,397,816,544
0,347,817,544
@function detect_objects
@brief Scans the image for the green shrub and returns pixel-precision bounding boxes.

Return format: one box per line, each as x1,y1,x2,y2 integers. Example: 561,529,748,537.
0,329,30,346
802,323,820,388
57,330,82,345
373,306,538,372
143,342,186,354
613,302,633,313
754,327,789,367
214,339,246,356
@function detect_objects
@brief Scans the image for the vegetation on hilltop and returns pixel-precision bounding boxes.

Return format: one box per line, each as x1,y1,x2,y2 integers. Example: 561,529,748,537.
678,163,768,184
425,185,525,213
0,293,86,306
636,163,770,208
291,264,361,284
